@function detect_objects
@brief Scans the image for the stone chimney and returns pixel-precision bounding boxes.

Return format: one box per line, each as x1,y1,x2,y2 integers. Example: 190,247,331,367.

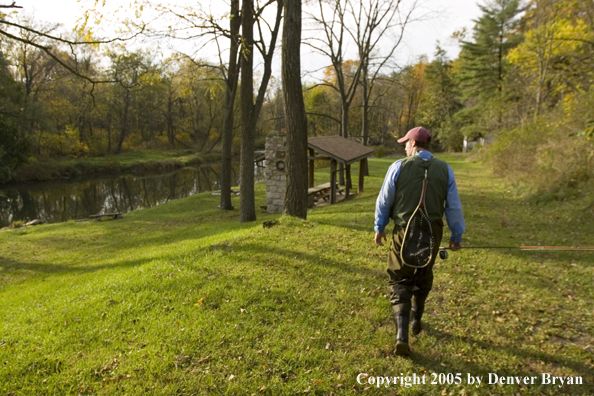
265,130,287,213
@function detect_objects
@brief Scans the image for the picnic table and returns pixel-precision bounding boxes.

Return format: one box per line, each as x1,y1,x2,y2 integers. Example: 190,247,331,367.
308,182,344,203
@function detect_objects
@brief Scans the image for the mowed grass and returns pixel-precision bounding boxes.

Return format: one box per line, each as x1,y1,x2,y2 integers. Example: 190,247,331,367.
0,156,593,395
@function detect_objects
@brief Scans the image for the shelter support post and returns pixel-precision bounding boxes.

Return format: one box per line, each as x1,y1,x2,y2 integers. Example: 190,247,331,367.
345,164,351,200
330,159,337,204
358,158,366,193
308,148,315,188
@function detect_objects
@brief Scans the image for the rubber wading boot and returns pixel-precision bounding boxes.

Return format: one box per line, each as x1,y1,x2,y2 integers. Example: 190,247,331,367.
411,298,425,336
394,314,410,356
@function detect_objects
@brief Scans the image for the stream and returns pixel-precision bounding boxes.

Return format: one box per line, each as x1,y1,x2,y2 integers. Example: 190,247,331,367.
0,163,264,228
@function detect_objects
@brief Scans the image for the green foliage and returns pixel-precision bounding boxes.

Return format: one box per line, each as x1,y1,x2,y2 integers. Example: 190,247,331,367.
373,145,386,158
303,84,340,137
436,118,465,152
455,0,524,135
9,220,25,229
572,120,594,140
417,47,464,151
484,91,594,195
506,0,594,116
0,51,28,181
418,47,461,128
458,0,524,101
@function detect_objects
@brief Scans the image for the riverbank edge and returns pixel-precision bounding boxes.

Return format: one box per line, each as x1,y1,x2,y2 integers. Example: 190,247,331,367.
3,151,223,184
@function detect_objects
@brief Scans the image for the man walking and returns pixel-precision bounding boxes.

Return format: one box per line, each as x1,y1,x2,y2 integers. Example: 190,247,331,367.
374,126,465,356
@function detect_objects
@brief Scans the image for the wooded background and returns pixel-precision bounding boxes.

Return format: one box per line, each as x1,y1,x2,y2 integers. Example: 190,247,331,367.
1,0,593,197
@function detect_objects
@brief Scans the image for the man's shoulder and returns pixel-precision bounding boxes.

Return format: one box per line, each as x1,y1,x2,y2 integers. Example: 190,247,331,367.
387,157,405,169
429,155,450,169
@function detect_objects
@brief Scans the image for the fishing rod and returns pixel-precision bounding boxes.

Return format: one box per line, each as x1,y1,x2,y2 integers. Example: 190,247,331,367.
438,246,594,259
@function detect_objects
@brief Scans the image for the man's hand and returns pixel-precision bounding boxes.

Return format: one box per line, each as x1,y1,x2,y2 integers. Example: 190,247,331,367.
449,240,462,251
374,232,387,246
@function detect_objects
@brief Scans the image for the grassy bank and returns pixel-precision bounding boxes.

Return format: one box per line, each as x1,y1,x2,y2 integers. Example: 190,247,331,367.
7,150,221,184
0,156,592,395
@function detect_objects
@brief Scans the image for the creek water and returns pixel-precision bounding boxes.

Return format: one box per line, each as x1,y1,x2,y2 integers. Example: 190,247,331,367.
0,163,264,228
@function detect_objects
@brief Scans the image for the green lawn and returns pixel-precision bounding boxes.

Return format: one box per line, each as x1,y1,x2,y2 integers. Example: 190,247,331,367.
1,156,592,395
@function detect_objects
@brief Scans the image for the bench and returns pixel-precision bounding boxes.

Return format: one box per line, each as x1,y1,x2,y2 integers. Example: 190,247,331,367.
89,213,123,221
308,182,344,203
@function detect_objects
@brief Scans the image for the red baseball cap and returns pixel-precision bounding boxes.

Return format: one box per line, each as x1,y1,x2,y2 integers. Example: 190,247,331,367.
397,126,431,143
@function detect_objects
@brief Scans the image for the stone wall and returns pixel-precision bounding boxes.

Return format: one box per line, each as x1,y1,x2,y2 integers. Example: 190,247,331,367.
265,131,287,213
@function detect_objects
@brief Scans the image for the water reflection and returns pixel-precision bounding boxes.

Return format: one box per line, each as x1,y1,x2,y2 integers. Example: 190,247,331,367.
0,164,260,227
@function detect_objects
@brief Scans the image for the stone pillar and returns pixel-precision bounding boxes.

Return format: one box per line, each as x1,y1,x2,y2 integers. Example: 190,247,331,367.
265,131,287,213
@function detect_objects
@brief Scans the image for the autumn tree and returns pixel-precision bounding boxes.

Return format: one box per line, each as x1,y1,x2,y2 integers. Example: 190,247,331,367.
507,0,594,119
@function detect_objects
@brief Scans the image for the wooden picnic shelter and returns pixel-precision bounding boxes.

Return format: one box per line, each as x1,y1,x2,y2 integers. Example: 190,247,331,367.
308,135,374,205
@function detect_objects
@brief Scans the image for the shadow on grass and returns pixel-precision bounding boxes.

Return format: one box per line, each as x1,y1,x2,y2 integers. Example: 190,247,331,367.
414,325,594,388
0,255,155,275
0,256,77,274
196,240,386,282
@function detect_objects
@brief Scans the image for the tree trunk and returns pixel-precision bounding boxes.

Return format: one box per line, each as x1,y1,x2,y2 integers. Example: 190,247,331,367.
282,0,308,219
361,62,370,176
220,0,241,211
167,93,175,148
107,115,112,153
116,91,130,154
239,0,256,222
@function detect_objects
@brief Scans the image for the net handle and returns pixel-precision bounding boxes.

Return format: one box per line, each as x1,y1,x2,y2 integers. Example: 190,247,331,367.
420,169,428,208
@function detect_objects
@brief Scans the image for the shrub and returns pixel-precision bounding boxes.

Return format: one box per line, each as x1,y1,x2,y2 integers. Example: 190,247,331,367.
374,145,386,158
483,96,594,196
10,220,25,229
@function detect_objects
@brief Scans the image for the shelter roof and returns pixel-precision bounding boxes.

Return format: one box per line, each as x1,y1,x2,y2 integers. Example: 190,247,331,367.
308,135,374,165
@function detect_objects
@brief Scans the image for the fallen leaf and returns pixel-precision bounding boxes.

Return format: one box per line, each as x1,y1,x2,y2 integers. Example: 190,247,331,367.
192,355,211,365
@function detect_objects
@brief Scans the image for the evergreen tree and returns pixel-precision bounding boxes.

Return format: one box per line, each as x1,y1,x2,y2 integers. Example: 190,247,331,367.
456,0,524,136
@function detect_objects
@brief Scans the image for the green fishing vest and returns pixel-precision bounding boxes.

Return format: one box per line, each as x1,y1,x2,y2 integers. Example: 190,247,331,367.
391,154,449,228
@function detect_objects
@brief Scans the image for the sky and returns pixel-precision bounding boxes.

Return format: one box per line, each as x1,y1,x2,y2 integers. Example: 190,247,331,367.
16,0,483,77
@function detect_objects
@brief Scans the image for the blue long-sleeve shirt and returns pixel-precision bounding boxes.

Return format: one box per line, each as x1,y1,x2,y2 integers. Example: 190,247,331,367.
374,151,465,243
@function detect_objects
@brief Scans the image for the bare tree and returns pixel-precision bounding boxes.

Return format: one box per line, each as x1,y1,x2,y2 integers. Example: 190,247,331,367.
219,0,241,210
282,0,308,218
307,0,418,182
0,3,144,85
141,1,282,217
308,0,362,143
351,0,417,147
157,2,243,210
239,0,283,222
